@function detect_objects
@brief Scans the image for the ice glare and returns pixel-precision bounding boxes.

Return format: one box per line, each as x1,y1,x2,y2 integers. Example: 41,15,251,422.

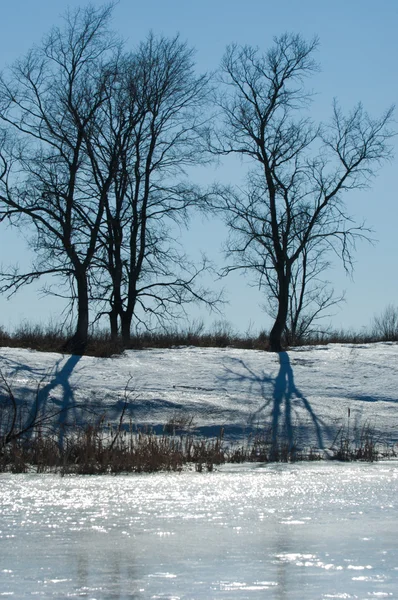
0,462,397,598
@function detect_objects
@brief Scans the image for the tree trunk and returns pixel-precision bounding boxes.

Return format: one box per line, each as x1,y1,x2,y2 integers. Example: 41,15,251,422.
108,236,123,342
109,308,119,341
120,286,137,346
269,269,290,352
120,310,133,346
64,271,89,355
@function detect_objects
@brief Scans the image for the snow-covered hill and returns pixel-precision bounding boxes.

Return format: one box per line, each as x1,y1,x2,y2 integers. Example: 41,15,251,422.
1,343,397,450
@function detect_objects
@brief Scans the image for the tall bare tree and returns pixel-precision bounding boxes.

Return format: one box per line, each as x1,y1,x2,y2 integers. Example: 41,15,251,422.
0,18,219,348
213,35,394,351
88,34,218,342
0,5,120,353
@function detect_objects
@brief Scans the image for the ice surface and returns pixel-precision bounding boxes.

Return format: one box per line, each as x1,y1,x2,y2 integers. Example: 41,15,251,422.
0,343,397,449
0,462,397,598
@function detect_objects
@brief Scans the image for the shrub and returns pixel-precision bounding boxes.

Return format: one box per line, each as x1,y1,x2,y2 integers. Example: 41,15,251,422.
372,304,398,341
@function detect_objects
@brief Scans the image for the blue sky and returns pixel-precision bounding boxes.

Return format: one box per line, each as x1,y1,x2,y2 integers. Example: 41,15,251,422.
0,0,397,334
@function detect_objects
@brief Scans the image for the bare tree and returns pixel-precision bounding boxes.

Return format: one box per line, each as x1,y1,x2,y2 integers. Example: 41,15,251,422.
87,34,219,343
0,18,220,348
212,35,394,351
0,4,119,354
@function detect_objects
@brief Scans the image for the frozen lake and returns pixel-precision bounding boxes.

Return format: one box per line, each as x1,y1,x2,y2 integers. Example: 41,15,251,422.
1,462,397,599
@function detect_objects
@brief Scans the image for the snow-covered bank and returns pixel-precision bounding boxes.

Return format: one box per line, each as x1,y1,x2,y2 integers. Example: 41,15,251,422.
0,342,397,450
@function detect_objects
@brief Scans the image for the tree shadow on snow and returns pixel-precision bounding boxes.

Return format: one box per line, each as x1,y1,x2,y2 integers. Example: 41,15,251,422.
25,354,83,442
220,351,329,450
1,354,86,446
1,353,137,446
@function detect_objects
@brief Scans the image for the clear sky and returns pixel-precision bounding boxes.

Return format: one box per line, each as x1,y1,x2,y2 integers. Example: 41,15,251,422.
0,0,397,334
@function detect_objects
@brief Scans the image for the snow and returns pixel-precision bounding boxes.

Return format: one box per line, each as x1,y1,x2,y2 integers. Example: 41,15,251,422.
0,462,397,598
1,342,397,449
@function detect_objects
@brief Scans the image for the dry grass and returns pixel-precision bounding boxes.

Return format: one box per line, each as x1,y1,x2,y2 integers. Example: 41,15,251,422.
329,421,396,462
2,303,398,357
0,421,228,474
0,387,324,474
3,415,394,475
2,321,397,358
